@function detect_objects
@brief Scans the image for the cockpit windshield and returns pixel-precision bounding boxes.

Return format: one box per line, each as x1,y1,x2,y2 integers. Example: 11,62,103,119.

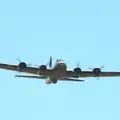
56,59,64,64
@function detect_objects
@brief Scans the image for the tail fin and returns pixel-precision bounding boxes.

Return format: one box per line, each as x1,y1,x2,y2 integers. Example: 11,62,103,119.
49,56,52,68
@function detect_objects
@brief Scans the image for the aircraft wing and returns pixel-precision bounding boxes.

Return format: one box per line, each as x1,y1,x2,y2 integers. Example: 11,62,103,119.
1,63,120,78
66,71,120,78
0,63,39,74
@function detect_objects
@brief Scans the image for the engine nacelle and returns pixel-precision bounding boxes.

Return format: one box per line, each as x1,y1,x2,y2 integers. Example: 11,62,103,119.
18,62,27,71
93,68,101,76
74,67,81,73
37,65,47,75
39,65,47,71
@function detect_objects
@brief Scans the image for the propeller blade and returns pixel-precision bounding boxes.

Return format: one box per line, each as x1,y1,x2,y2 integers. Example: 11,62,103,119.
16,58,21,62
16,58,32,67
88,67,93,70
76,62,80,68
100,65,105,69
88,65,105,70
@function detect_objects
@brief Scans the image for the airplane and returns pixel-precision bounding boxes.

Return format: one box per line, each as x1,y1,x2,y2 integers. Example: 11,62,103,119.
0,56,120,84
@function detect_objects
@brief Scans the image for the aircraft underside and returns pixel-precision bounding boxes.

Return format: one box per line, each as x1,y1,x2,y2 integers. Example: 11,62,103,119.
44,63,67,84
45,77,57,84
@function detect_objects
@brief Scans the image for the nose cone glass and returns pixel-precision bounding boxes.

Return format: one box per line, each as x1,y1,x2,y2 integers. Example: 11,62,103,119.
56,59,64,64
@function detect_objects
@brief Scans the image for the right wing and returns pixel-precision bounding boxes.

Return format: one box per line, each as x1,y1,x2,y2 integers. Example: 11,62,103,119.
66,71,120,78
0,63,51,75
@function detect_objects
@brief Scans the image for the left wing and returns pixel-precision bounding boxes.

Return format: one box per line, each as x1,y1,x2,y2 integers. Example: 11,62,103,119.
0,63,40,74
66,71,120,78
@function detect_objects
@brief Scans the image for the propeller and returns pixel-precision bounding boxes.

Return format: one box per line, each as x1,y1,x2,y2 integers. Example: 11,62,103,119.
88,65,105,80
16,58,32,67
16,56,52,70
89,65,105,70
73,62,81,78
16,58,27,73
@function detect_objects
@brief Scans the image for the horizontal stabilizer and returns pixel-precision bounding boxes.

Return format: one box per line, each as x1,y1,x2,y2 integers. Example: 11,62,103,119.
15,75,85,82
15,75,46,79
60,78,85,82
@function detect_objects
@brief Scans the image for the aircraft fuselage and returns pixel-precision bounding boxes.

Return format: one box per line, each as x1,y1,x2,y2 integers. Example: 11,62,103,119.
45,59,67,84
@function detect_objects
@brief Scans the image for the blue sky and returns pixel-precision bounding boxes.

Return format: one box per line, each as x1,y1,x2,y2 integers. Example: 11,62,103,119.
0,0,120,120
